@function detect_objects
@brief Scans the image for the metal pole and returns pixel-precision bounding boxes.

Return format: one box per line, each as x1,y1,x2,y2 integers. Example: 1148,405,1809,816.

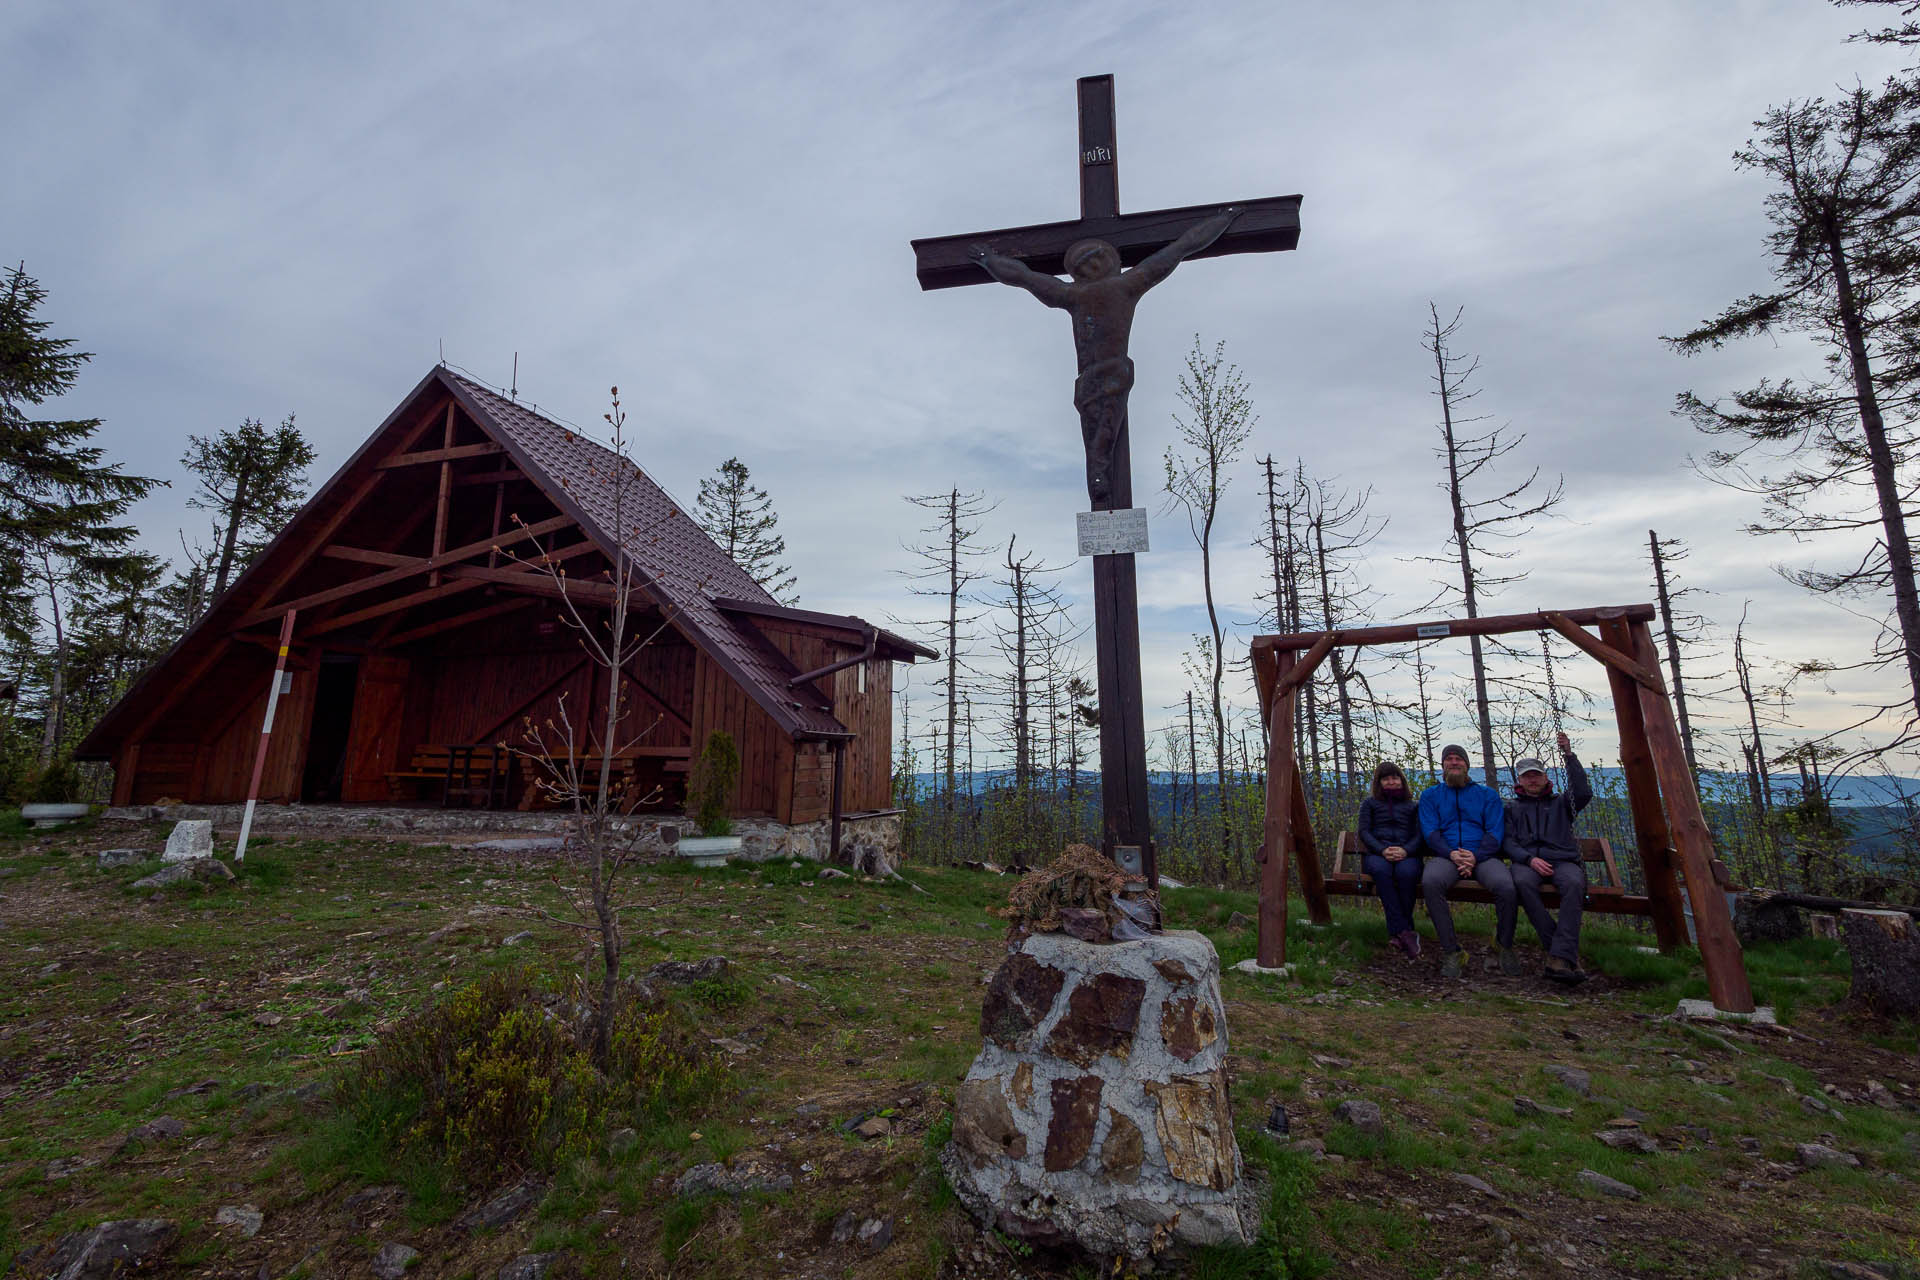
235,610,296,862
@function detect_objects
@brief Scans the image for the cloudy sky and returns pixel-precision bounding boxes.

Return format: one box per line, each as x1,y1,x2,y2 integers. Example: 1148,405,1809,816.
7,1,1915,775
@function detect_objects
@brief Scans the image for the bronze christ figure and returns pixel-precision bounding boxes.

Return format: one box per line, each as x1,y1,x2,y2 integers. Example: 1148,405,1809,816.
969,207,1238,504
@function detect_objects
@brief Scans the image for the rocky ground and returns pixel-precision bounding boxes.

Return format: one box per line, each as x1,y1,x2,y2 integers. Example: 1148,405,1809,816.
0,816,1916,1278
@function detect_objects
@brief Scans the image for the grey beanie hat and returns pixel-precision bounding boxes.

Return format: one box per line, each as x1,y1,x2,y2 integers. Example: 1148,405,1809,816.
1440,743,1470,764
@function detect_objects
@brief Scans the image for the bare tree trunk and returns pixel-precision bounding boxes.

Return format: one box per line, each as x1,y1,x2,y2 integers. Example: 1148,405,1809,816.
1734,609,1772,813
1828,226,1920,723
1648,529,1701,780
1433,319,1498,785
36,552,66,766
212,456,253,599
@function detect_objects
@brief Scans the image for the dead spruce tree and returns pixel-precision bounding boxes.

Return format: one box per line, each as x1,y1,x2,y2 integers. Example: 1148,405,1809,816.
1669,83,1920,737
1164,337,1256,858
1418,303,1563,786
897,488,995,821
1648,529,1717,781
509,388,677,1065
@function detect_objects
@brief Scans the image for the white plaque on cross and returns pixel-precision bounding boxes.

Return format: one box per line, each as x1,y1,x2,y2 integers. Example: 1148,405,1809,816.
1077,508,1150,557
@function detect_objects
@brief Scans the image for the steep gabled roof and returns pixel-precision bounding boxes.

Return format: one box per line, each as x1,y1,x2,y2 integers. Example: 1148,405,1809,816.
81,366,924,757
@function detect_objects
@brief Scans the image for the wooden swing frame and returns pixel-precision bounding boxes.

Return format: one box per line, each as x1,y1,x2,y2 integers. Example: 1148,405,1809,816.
1250,603,1755,1013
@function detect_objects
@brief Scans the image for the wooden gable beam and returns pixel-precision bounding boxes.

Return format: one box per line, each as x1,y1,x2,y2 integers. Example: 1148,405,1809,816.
299,539,606,639
375,441,505,469
383,597,535,647
239,513,578,627
455,468,526,487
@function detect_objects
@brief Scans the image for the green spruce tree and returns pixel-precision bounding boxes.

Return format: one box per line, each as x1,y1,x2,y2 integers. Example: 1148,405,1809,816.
695,456,797,603
0,263,159,764
182,413,315,601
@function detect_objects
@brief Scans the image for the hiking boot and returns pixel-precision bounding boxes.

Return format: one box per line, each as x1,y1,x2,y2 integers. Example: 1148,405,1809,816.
1386,932,1407,958
1544,956,1589,985
1398,930,1422,960
1498,947,1525,977
1442,949,1469,979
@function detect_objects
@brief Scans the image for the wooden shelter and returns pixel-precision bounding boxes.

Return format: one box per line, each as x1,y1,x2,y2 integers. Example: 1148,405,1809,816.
1251,604,1755,1013
78,367,933,831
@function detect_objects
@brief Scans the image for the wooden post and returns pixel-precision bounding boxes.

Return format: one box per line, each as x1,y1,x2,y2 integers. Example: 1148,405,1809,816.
1292,761,1331,925
430,403,455,587
1258,650,1297,966
1596,615,1688,950
235,609,297,862
1628,618,1755,1012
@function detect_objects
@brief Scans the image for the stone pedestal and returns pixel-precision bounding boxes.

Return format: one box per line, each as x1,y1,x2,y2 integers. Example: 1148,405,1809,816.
942,930,1254,1259
162,820,214,863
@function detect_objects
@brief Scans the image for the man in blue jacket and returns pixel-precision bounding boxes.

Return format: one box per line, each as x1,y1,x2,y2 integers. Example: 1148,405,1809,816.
1419,743,1520,979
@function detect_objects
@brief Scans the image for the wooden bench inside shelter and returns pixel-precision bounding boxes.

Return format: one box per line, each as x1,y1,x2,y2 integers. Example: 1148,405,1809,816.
386,745,512,808
515,745,693,811
1331,831,1646,912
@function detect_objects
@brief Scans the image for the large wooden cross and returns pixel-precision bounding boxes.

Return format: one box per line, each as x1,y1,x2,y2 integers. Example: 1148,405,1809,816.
912,75,1301,888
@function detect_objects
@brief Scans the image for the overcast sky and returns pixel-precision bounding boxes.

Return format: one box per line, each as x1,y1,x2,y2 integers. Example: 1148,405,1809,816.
7,1,1915,776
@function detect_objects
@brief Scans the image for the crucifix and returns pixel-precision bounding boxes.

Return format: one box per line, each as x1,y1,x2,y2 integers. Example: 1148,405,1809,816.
912,74,1301,889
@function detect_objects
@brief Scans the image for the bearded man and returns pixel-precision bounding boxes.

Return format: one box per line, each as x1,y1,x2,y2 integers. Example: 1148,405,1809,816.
1418,744,1518,979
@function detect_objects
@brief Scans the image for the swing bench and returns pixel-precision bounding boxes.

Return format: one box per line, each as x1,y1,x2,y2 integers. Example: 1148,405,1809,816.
1328,831,1637,910
1248,604,1757,1014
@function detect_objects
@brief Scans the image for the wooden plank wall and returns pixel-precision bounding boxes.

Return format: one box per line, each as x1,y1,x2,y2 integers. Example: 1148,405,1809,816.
835,656,893,811
790,742,832,823
191,663,319,803
126,743,197,804
748,619,899,818
688,650,783,818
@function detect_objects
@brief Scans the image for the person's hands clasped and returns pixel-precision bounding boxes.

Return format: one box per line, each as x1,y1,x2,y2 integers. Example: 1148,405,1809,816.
1383,845,1406,863
1450,848,1475,879
1530,856,1554,877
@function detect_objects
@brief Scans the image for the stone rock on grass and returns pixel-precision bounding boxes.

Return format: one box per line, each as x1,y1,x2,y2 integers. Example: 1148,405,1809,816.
1514,1096,1572,1118
1797,1143,1862,1170
1449,1172,1498,1197
1226,911,1254,931
132,858,233,890
96,849,144,869
372,1242,419,1278
856,1216,894,1250
44,1155,99,1180
213,1206,262,1238
161,820,213,863
39,1219,177,1279
644,956,728,986
1596,1129,1659,1155
1575,1170,1640,1199
672,1162,793,1198
498,1253,560,1280
609,1127,639,1155
456,1180,546,1232
1734,893,1807,946
118,1116,185,1149
852,1115,892,1140
1543,1065,1592,1097
1333,1100,1383,1134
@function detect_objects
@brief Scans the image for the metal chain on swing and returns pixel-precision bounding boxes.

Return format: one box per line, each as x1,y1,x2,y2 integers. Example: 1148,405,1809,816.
1540,627,1566,744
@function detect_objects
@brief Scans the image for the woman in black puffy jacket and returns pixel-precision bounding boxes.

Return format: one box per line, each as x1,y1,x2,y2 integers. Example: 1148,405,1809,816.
1357,761,1424,958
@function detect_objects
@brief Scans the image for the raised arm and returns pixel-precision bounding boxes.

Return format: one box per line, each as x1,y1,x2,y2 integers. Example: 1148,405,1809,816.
1123,207,1239,297
971,246,1072,308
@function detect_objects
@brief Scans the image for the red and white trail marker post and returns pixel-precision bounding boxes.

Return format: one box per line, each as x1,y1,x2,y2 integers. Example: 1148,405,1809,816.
234,609,297,862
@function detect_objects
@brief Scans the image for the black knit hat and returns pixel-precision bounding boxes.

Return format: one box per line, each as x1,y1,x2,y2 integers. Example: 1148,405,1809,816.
1440,743,1471,765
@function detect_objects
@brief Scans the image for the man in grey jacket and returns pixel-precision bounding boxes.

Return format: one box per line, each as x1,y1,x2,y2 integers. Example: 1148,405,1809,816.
1503,732,1593,984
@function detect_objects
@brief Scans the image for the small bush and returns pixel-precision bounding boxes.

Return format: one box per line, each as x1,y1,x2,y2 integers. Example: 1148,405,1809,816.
339,968,718,1184
688,731,740,837
26,759,83,805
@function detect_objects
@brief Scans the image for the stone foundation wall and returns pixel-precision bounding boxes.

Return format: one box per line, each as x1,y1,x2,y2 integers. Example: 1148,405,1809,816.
98,804,902,867
943,930,1254,1259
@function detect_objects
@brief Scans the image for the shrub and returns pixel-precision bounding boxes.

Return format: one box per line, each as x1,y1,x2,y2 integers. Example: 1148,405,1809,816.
688,731,740,837
26,758,83,805
340,968,717,1184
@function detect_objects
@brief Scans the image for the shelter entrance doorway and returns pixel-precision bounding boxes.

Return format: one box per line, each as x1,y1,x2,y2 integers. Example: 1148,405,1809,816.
301,653,361,803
